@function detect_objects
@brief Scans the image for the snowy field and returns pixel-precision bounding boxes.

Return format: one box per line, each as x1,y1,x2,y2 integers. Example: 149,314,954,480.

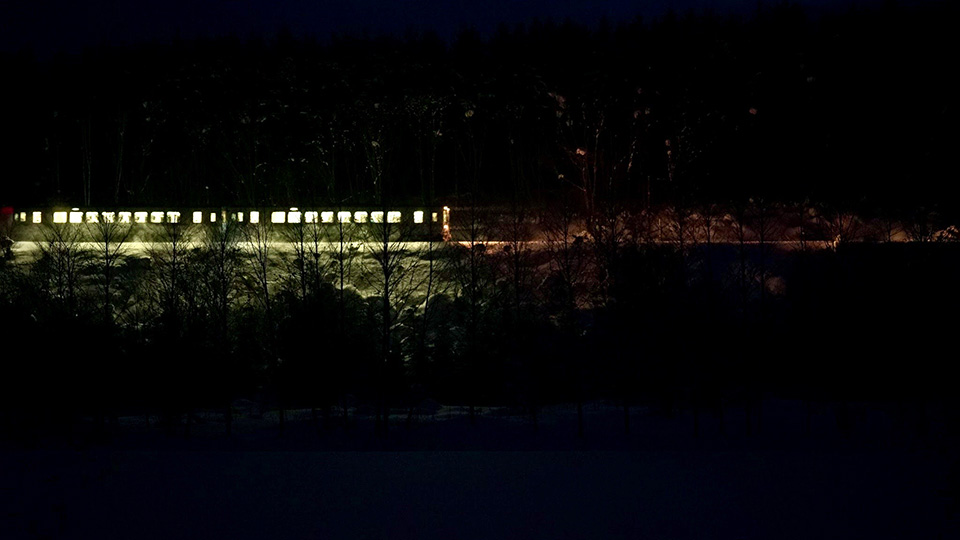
2,399,957,539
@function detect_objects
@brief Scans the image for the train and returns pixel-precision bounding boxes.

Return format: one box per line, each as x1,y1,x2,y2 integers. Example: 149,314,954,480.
1,205,452,242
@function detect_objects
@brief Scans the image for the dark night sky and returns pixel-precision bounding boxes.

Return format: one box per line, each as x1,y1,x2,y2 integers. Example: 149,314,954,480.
0,0,917,55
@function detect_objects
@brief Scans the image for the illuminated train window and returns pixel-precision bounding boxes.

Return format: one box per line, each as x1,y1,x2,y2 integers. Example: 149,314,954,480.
24,207,450,241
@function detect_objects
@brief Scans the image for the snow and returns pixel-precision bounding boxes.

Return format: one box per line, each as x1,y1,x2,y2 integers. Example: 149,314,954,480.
1,399,956,539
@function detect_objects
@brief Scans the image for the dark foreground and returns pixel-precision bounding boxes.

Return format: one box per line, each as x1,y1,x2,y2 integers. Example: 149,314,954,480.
2,399,957,540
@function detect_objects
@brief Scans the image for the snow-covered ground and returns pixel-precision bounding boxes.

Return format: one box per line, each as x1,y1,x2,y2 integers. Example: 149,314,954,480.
2,399,956,539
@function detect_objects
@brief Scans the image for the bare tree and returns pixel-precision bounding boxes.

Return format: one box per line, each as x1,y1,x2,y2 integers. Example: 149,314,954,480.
327,209,360,329
87,216,133,324
359,100,428,436
542,202,589,318
243,213,273,313
729,199,750,309
902,207,939,243
283,214,312,300
451,201,493,424
497,202,535,317
36,222,90,313
580,201,632,437
792,200,812,252
240,213,287,429
197,219,243,435
551,90,641,217
111,111,127,204
201,220,242,336
750,197,784,302
80,115,93,206
816,202,863,248
587,201,631,307
539,202,589,431
146,219,197,436
876,208,904,244
407,93,449,401
364,214,424,436
149,219,195,328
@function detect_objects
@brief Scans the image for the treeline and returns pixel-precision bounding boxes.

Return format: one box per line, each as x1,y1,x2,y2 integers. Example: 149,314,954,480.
1,208,957,442
1,1,958,218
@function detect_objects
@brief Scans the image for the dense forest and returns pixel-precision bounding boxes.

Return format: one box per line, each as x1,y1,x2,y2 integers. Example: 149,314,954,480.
1,1,957,215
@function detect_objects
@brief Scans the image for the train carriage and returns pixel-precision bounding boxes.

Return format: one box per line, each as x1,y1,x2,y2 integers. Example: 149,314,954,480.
6,206,451,242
